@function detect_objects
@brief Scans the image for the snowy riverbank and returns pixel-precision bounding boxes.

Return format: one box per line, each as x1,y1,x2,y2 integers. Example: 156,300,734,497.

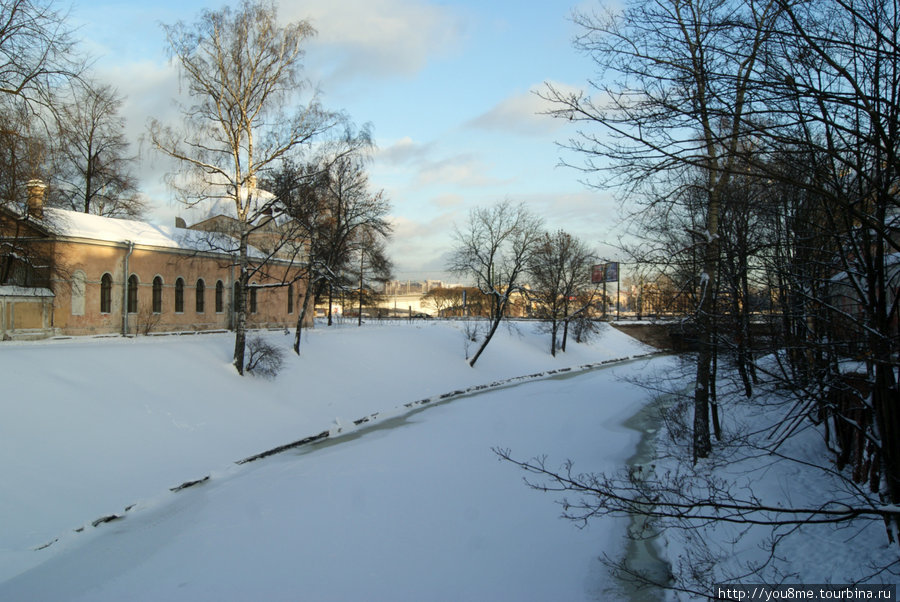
0,320,671,599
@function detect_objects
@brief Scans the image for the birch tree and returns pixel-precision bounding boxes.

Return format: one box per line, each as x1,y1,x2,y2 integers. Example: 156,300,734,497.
149,0,340,374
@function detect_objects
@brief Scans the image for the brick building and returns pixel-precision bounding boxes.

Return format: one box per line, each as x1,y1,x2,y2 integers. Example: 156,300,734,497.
0,181,308,339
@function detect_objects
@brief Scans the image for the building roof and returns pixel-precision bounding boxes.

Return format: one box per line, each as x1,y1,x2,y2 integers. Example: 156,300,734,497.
37,208,248,255
180,188,287,228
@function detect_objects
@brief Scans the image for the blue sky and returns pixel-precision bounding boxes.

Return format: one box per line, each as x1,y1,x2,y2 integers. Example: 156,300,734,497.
69,0,621,281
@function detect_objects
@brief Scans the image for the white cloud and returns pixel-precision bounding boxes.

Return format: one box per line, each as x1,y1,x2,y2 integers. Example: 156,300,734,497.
416,154,504,189
293,0,467,82
374,139,503,190
87,60,185,211
99,61,181,138
386,211,462,279
375,137,433,166
432,193,464,209
466,81,586,136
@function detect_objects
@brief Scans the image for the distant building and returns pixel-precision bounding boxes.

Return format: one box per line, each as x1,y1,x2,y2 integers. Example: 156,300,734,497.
384,279,459,296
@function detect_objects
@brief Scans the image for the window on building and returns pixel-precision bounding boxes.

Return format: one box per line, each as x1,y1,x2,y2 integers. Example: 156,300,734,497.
215,280,224,313
127,274,138,314
249,282,257,314
175,277,184,313
152,276,163,313
71,271,86,316
100,273,112,314
196,279,205,313
287,283,294,314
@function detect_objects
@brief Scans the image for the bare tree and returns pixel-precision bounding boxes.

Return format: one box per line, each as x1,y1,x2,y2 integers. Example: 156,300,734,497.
0,0,83,212
421,286,458,317
0,98,49,208
262,135,382,353
50,80,144,218
506,0,900,589
543,0,783,460
348,230,393,325
265,157,328,354
0,0,82,108
528,229,596,356
148,0,342,374
749,0,900,544
315,153,391,326
447,200,542,367
422,286,490,318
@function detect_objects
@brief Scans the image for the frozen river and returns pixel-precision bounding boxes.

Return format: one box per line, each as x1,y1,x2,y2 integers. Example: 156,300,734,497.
0,356,671,601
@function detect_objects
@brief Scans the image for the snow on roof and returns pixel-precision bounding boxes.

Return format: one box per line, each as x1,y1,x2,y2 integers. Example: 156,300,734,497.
181,188,280,225
41,208,240,254
0,285,54,297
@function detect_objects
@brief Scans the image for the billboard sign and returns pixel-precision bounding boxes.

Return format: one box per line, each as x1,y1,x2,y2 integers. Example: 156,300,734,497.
591,262,619,283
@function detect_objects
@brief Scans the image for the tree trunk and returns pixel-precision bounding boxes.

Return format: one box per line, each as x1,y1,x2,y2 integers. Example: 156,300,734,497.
741,262,757,384
327,284,334,326
711,325,722,441
874,363,900,543
550,318,558,357
871,205,900,543
693,188,721,461
233,233,249,375
358,253,364,327
293,272,315,355
693,345,713,462
730,247,753,398
469,296,505,367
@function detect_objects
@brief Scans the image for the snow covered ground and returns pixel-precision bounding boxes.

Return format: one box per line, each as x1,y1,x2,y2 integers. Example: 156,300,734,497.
0,320,664,600
648,359,900,597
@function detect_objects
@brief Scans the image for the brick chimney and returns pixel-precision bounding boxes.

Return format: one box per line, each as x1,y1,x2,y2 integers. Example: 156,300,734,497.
26,179,46,219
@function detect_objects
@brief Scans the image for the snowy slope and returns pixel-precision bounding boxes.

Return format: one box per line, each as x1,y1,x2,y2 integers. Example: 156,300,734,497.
0,320,654,588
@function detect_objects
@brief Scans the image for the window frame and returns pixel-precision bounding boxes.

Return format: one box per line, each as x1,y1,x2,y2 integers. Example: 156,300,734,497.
195,278,205,313
127,274,138,314
152,276,163,314
174,277,185,314
215,280,224,313
100,273,113,314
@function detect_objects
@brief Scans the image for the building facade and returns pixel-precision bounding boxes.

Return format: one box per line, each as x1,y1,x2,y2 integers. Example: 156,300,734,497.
0,183,309,340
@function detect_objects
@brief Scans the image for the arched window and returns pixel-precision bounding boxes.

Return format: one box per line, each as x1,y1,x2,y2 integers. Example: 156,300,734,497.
174,277,185,313
100,273,112,314
287,283,294,314
196,279,205,313
249,282,257,314
127,274,138,314
215,280,224,313
71,270,86,316
152,276,163,314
